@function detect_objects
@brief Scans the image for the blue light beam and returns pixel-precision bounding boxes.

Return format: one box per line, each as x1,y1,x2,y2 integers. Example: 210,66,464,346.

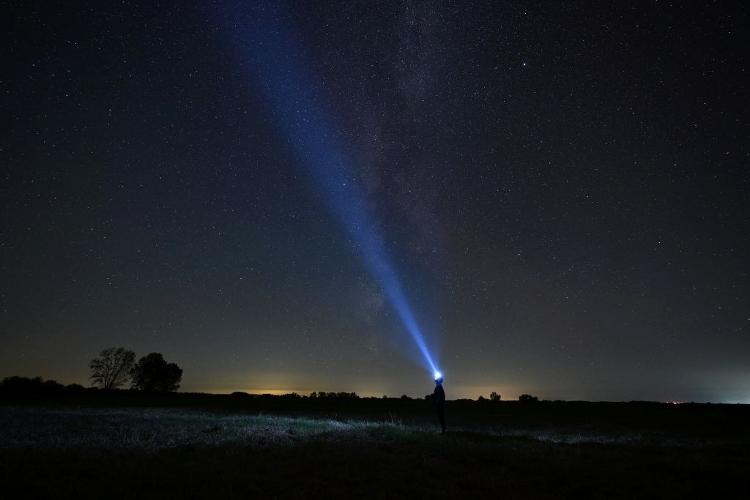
221,2,439,376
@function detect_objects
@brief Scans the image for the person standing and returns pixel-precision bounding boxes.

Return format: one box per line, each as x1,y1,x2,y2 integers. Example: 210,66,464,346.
433,374,446,433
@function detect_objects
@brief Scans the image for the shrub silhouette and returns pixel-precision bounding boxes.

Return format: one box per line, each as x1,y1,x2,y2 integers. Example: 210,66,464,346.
309,391,358,399
89,347,135,389
518,393,539,403
490,391,501,402
0,376,88,394
130,353,182,392
1,376,62,393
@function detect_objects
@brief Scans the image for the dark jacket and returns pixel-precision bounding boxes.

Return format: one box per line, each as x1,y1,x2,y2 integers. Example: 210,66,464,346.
433,384,445,405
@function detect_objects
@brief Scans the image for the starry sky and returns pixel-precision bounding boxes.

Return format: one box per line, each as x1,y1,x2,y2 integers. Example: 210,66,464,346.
3,1,748,402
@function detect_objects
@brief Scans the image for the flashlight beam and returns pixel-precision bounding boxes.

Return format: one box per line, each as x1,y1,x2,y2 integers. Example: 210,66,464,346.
222,2,439,376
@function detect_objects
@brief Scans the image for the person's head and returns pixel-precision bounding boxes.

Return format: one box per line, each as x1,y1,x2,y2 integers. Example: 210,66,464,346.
435,376,443,385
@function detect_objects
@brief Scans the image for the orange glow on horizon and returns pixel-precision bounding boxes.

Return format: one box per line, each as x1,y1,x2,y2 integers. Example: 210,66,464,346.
187,383,533,400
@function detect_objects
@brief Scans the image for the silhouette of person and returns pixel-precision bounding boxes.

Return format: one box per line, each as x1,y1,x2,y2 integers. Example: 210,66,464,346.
433,375,446,433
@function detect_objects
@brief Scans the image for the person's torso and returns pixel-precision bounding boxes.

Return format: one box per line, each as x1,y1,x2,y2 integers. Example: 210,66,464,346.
434,385,445,403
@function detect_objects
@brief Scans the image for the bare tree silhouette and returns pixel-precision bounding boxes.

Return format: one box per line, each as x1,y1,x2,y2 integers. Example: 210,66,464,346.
89,347,136,390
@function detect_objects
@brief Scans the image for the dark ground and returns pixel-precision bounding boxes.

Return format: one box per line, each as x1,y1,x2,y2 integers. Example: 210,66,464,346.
1,393,749,499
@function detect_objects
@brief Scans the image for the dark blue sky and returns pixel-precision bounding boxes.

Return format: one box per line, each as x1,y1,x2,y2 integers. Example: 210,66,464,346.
3,1,748,401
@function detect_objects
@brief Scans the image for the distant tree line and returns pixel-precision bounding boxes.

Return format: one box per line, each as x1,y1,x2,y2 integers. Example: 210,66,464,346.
470,393,541,403
231,392,363,399
89,348,182,392
0,376,89,394
0,348,183,395
308,391,359,399
2,347,547,402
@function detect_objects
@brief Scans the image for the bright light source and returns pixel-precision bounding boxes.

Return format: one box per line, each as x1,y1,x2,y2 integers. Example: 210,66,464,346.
434,371,442,381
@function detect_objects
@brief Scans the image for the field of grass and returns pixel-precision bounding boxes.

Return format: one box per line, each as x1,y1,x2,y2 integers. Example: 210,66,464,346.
1,395,749,498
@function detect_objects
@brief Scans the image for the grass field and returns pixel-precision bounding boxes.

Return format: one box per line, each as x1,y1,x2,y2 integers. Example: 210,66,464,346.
1,394,749,498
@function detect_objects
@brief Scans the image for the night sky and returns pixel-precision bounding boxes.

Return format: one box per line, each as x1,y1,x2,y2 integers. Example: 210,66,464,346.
3,1,748,402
